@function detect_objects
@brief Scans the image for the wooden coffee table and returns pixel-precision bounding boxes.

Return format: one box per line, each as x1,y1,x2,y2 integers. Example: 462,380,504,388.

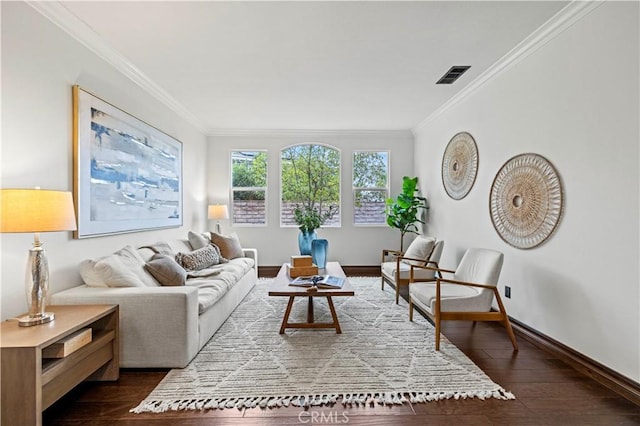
269,262,354,334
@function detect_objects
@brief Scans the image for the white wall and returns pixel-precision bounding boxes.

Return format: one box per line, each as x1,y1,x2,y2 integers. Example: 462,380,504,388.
208,132,415,266
1,2,208,320
414,2,639,382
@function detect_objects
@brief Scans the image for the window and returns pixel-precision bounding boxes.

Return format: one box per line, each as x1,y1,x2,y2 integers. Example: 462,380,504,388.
231,151,267,225
353,151,389,225
280,144,340,227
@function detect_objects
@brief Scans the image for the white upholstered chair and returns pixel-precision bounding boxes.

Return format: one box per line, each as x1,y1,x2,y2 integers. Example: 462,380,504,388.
381,236,444,304
409,248,518,351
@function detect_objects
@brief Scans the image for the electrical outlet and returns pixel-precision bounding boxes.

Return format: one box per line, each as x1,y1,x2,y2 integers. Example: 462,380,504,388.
505,286,511,298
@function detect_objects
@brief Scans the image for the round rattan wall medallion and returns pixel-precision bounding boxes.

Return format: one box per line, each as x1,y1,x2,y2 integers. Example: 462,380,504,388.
489,153,563,249
442,132,478,200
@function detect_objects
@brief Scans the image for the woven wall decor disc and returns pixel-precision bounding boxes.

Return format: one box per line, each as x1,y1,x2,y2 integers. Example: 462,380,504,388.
442,132,478,200
490,153,563,249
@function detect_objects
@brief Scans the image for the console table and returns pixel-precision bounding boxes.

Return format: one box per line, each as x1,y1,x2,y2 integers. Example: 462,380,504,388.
1,305,119,426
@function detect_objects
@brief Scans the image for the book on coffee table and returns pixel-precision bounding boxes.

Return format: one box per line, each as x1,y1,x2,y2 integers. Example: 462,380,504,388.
289,275,345,289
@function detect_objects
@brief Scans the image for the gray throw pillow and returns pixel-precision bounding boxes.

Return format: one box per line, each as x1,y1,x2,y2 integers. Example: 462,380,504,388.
175,244,227,271
188,231,210,250
144,254,187,286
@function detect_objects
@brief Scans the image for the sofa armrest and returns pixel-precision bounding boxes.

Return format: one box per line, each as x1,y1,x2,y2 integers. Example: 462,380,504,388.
242,248,258,269
51,285,199,368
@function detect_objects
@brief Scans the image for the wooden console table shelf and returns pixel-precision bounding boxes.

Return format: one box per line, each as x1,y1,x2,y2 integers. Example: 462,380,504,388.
1,305,119,426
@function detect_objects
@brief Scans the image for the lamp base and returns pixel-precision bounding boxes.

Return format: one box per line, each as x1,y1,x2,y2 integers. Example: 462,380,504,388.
18,312,55,327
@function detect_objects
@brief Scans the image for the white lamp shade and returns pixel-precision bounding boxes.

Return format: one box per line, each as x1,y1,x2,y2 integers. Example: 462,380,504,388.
208,204,229,220
1,189,77,233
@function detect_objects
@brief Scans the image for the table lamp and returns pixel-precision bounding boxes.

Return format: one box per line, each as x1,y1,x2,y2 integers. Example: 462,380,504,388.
208,204,229,234
0,188,77,326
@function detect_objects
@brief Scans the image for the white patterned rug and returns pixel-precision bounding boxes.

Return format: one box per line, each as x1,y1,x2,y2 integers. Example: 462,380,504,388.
132,277,514,413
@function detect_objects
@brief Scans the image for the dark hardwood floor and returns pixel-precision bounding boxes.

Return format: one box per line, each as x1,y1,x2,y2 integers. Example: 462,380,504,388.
44,282,640,425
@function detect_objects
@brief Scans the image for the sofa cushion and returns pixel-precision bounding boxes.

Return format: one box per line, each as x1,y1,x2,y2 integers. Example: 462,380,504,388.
95,254,147,287
188,258,253,289
145,254,187,286
210,232,244,260
114,245,159,287
78,257,108,287
196,287,226,313
188,231,210,250
176,244,227,271
80,245,159,287
187,267,223,278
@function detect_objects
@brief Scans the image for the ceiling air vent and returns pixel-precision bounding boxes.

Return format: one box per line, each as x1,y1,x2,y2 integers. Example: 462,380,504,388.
436,66,471,85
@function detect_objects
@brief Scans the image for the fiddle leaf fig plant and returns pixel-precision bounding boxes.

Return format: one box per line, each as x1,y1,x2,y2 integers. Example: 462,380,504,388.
385,176,428,251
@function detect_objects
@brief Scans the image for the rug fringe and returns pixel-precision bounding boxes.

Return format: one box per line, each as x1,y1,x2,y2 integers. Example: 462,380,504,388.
130,388,515,413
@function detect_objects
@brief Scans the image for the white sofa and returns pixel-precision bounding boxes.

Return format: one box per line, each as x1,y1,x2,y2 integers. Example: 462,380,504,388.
51,233,258,368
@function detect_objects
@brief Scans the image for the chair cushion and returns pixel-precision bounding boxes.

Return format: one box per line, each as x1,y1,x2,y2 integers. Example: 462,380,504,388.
381,261,436,281
409,282,486,313
454,248,504,286
402,236,436,266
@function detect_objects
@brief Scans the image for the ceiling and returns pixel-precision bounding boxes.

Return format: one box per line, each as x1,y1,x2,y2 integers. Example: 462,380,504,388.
56,1,569,133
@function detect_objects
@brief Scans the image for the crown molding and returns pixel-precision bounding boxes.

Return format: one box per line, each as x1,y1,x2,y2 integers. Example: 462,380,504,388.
27,1,207,133
207,128,414,138
412,0,605,135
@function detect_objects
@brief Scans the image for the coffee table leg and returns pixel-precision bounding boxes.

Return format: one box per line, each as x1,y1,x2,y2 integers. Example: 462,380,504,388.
326,296,341,334
280,296,295,334
307,296,314,323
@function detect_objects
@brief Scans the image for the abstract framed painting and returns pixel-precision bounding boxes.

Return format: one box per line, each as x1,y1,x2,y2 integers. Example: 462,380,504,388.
73,85,183,238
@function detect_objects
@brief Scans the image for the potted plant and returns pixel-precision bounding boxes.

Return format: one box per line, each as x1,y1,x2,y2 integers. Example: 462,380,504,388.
385,176,428,251
293,204,336,256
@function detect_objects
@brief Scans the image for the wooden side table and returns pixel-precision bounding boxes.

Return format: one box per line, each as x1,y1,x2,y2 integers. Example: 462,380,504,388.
1,305,119,426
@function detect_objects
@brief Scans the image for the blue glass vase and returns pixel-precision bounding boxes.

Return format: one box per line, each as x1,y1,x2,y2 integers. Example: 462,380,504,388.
298,230,317,255
311,238,328,269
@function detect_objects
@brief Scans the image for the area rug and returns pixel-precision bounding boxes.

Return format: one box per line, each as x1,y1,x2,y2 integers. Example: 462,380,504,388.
131,277,514,413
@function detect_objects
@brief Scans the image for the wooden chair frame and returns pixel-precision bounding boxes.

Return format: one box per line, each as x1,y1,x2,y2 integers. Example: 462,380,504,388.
381,245,437,304
409,264,518,351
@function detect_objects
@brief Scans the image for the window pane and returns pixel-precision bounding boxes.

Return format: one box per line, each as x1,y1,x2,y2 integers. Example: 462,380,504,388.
231,151,267,225
281,144,340,227
232,191,266,225
232,151,267,187
353,151,388,188
353,151,388,225
354,190,387,224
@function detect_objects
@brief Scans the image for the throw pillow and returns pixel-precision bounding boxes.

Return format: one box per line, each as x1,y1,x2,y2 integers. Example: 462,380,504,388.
188,231,210,250
210,232,244,260
113,245,159,287
95,255,147,287
401,236,437,267
144,254,187,286
175,244,227,271
78,257,109,287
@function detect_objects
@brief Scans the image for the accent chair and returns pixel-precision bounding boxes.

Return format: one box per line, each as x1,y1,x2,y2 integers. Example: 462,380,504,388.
381,236,444,304
408,248,518,351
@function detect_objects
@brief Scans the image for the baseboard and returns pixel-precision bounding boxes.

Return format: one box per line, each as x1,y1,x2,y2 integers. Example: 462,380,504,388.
257,266,280,277
510,318,640,406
